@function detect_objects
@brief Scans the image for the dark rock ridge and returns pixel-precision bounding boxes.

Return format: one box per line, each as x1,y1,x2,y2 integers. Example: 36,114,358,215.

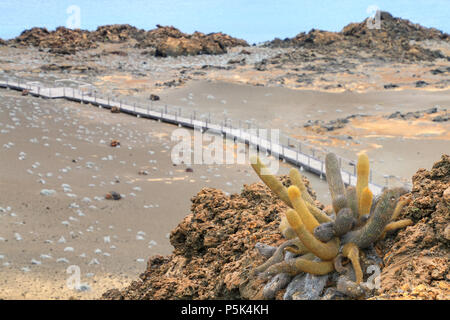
267,11,449,62
12,27,96,54
9,24,248,56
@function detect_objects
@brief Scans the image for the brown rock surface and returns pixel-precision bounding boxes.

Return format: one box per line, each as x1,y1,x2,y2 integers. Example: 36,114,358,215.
103,155,449,300
13,27,97,54
268,11,448,62
90,24,146,43
375,154,450,300
10,24,248,57
102,176,318,299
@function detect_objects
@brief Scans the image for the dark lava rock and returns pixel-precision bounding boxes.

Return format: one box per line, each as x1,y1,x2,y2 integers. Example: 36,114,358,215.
266,11,448,62
384,83,399,89
425,107,438,114
415,80,428,87
13,27,97,54
10,24,248,57
149,94,160,101
227,58,246,65
432,114,449,122
430,68,450,75
105,191,121,200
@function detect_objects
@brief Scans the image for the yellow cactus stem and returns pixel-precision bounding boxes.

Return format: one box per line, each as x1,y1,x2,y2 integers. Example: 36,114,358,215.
325,153,347,213
379,219,413,240
356,153,370,213
306,201,333,223
289,168,315,204
250,155,291,207
390,200,407,221
359,187,373,217
342,243,363,284
279,216,297,240
290,167,333,223
264,253,335,277
286,209,340,261
287,185,320,233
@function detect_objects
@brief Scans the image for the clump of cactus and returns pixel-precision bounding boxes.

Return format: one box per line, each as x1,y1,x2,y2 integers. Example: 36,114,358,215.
250,153,412,299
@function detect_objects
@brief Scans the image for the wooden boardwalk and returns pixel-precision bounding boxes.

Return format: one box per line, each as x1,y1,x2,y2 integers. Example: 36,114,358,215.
0,77,390,195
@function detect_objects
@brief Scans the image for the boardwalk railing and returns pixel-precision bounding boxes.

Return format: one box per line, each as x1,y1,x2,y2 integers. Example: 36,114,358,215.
0,76,412,195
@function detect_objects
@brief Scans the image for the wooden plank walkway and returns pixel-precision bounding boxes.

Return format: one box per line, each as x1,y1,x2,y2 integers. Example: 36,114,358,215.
0,77,389,195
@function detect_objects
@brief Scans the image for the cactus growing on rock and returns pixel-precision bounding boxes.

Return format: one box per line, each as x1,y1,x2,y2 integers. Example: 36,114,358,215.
251,152,412,299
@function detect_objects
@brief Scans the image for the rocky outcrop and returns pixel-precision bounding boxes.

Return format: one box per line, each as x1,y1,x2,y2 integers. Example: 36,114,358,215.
90,24,146,43
13,27,97,54
11,24,248,57
103,155,449,300
267,11,448,62
102,176,318,300
146,26,248,57
376,154,450,299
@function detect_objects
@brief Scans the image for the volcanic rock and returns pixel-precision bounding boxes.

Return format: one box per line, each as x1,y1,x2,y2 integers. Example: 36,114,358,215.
13,27,97,54
10,24,248,57
102,175,318,300
267,11,448,62
376,154,450,299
